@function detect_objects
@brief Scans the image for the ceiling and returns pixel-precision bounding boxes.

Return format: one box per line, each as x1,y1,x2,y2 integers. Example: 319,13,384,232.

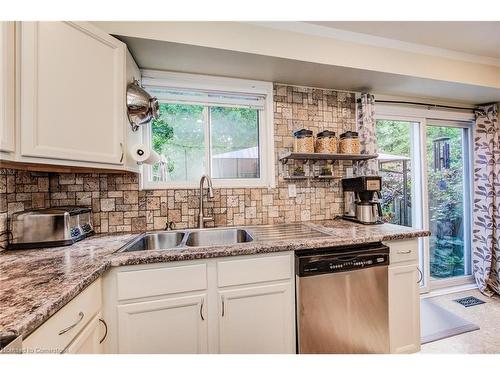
118,36,500,104
308,21,500,59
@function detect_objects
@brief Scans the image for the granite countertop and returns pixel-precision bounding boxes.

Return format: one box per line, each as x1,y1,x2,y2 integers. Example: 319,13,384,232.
0,220,430,348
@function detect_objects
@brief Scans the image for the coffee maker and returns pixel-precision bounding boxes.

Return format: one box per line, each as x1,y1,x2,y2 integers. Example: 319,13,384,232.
342,176,383,225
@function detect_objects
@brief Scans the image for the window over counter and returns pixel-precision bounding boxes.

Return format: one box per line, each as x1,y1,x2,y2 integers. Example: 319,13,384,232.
140,71,274,189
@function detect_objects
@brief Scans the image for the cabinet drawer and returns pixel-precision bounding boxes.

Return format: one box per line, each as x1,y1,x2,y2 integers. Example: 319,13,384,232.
217,253,292,288
23,279,101,353
388,239,419,264
117,263,207,301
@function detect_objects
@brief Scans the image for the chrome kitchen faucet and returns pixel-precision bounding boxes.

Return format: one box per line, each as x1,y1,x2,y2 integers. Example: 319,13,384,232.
198,175,214,228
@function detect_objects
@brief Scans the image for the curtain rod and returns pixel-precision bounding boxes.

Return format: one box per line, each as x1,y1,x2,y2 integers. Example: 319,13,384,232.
374,99,475,112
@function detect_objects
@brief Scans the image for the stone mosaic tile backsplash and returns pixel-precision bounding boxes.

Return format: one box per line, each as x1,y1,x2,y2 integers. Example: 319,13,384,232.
0,84,356,249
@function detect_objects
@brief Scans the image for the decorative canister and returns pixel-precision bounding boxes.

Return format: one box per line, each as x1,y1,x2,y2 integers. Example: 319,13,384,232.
339,131,361,154
293,129,314,153
315,130,337,153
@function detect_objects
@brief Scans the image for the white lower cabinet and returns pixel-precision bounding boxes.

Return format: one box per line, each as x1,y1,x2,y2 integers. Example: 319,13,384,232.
386,239,421,354
218,282,294,354
117,294,208,354
64,314,105,354
22,242,422,354
103,252,296,354
23,279,103,354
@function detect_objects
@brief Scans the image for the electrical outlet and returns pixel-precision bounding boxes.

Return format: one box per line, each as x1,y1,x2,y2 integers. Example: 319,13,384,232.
288,184,297,198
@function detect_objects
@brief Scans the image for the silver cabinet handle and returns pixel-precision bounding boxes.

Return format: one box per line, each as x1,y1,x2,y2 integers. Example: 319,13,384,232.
221,296,225,317
58,312,84,335
98,318,108,344
200,299,205,321
397,250,412,254
119,142,124,163
417,267,423,284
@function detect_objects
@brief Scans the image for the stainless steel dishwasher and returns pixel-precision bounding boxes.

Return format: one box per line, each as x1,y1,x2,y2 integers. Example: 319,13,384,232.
295,242,390,354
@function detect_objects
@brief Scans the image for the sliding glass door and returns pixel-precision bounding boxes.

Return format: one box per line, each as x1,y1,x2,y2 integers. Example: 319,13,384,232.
376,118,426,289
376,117,473,291
426,122,472,287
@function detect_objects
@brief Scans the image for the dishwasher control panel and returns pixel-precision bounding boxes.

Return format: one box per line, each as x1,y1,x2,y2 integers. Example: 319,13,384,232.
296,242,389,277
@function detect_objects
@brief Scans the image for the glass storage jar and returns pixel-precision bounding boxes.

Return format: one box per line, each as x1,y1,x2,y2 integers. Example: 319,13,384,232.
339,131,361,154
293,129,314,153
315,130,337,153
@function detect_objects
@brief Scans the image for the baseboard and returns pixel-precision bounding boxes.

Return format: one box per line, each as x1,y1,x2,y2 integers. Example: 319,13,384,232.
421,283,478,299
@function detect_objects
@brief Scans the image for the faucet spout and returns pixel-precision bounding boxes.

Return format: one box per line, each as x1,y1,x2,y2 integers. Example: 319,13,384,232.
198,175,214,228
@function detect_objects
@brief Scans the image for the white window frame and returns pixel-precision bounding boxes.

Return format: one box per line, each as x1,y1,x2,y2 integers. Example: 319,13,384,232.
425,119,474,291
139,70,275,190
375,103,475,293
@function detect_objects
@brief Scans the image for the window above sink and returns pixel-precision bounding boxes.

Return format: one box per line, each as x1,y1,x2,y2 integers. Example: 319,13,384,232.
140,71,275,189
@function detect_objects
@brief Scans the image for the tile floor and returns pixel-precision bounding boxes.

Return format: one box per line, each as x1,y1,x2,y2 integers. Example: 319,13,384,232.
421,289,500,354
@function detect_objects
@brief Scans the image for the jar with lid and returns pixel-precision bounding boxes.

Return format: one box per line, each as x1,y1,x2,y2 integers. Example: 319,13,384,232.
339,131,361,154
293,129,314,153
315,130,337,153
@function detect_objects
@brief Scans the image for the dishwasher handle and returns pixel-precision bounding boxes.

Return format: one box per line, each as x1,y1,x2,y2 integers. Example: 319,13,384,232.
335,254,362,262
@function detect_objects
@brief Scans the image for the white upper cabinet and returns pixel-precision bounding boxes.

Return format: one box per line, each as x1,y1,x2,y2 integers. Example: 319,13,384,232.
123,49,142,173
0,22,15,155
19,22,126,165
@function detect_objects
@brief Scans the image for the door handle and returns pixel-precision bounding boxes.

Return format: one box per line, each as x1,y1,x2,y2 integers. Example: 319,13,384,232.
417,267,423,284
221,296,225,317
119,142,124,163
59,312,84,335
98,318,108,344
397,250,412,254
200,299,205,321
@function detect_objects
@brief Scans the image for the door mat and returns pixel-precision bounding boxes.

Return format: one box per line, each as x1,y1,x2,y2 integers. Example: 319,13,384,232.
421,298,479,344
454,296,486,307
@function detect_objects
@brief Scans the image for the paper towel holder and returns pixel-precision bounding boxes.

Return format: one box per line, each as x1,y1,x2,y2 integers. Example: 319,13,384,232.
130,144,161,166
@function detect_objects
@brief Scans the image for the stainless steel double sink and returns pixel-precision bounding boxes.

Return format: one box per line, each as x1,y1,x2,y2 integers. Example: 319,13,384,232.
118,228,254,252
117,224,332,252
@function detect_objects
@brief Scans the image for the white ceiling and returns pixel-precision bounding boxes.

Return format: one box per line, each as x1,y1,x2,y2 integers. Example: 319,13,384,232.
308,21,500,59
118,36,500,104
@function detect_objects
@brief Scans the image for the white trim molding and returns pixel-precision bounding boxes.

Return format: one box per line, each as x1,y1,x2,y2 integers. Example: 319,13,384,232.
140,70,275,190
250,21,500,68
421,282,477,299
376,103,475,123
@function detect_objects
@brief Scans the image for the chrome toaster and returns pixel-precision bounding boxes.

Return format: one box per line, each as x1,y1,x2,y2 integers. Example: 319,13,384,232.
8,207,94,250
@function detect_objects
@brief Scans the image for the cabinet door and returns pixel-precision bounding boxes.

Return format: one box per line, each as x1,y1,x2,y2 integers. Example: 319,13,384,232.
218,282,295,354
117,294,208,354
64,314,105,354
20,22,125,165
389,264,421,354
0,21,15,153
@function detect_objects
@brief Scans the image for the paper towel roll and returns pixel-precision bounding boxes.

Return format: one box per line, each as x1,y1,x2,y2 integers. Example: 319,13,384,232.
130,144,161,165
